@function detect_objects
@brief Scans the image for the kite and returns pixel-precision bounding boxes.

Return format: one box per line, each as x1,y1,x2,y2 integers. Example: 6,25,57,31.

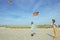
8,0,13,5
33,12,39,16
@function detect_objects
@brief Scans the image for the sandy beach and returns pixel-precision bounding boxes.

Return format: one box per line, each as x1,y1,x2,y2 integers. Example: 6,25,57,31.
0,27,60,40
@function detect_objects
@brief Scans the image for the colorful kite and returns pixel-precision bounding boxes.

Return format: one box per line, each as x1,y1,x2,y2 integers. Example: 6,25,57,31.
8,0,13,5
33,12,39,16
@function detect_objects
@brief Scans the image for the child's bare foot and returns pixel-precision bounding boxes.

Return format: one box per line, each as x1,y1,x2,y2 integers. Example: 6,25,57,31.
31,33,35,36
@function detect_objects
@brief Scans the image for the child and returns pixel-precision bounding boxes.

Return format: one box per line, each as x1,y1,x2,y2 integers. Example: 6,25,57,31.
52,19,58,38
31,21,36,36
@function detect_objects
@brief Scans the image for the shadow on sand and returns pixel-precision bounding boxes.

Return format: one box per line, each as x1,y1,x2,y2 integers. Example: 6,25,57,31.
47,33,58,40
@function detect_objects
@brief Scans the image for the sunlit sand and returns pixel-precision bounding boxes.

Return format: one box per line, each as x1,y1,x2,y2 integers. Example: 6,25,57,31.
0,27,60,40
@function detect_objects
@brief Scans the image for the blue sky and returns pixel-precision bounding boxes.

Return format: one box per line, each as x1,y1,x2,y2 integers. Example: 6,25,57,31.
0,0,60,26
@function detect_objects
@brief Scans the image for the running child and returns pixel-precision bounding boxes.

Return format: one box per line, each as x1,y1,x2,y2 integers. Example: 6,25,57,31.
52,19,58,38
31,21,36,36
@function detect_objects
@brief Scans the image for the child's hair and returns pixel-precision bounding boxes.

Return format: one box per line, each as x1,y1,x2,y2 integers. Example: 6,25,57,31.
31,21,34,24
52,19,55,24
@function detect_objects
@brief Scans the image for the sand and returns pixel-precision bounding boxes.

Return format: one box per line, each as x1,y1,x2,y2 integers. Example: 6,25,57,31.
0,27,60,40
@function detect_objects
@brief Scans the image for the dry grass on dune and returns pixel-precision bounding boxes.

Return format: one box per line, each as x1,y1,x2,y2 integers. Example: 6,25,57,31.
0,24,60,29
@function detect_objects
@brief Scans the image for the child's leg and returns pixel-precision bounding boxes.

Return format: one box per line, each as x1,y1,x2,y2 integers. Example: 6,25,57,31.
54,26,58,38
31,29,35,36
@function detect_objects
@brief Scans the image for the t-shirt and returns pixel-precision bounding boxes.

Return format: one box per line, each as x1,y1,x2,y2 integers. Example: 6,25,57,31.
31,24,36,31
52,24,57,28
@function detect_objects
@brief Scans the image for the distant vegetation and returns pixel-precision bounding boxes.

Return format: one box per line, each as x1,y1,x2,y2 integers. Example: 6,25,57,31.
58,25,60,27
0,24,60,28
37,24,51,28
